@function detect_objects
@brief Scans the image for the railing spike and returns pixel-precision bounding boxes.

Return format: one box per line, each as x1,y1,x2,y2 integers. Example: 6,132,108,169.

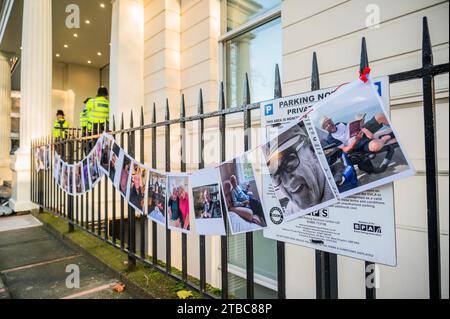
243,73,251,105
165,99,170,121
140,106,144,126
312,52,320,91
360,37,369,72
152,103,157,123
112,115,116,131
219,82,226,111
120,113,124,129
274,64,282,99
130,110,134,127
180,94,186,118
198,89,204,115
422,17,433,67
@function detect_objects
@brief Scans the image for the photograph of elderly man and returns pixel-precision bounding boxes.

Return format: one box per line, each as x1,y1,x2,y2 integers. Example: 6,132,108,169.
262,121,335,218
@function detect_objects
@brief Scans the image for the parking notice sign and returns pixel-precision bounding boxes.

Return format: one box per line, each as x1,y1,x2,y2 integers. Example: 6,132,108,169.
261,77,398,266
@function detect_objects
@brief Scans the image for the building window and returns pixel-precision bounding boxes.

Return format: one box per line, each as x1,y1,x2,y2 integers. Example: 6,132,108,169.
224,18,281,109
221,0,281,299
226,0,281,31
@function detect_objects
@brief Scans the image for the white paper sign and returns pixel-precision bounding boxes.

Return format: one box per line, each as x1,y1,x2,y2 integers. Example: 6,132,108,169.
261,77,399,266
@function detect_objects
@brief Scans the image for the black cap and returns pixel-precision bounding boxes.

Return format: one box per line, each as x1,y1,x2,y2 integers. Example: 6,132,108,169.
56,110,65,116
97,86,109,97
83,97,92,104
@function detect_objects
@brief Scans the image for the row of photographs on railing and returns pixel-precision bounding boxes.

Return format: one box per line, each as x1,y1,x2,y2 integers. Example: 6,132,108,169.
38,76,415,239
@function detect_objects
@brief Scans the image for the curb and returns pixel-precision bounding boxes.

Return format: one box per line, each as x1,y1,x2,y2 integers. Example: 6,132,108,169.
38,217,156,299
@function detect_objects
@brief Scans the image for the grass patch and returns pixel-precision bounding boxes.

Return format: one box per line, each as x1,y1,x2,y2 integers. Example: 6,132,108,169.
36,211,215,299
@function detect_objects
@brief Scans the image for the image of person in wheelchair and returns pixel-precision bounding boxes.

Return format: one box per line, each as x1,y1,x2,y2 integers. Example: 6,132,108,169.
316,110,408,194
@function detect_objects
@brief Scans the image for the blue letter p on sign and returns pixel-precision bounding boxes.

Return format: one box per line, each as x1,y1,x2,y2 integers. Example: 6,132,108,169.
265,104,273,116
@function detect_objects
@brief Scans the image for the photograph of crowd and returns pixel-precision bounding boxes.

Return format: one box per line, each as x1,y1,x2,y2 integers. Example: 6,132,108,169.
127,161,148,214
219,154,268,234
167,174,190,233
309,78,414,197
147,171,167,226
262,120,337,220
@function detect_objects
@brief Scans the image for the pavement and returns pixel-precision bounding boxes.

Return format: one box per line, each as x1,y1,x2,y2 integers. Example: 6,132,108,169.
0,215,134,299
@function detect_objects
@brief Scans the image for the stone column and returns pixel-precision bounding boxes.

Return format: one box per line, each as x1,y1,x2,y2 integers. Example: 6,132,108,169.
10,0,52,212
110,0,144,124
0,52,12,184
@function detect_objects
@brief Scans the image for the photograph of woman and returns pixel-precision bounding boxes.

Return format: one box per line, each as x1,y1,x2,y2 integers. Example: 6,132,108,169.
167,174,190,233
128,161,148,214
147,172,167,226
119,155,132,198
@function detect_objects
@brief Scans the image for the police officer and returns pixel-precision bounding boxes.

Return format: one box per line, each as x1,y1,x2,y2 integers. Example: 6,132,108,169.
80,98,92,155
52,110,70,140
86,86,110,134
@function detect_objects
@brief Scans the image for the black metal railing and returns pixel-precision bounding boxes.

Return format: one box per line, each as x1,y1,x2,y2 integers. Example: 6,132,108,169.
31,17,448,299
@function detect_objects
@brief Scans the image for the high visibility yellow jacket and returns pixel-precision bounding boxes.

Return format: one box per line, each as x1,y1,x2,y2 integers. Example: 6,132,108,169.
52,119,70,139
86,96,110,124
79,107,91,131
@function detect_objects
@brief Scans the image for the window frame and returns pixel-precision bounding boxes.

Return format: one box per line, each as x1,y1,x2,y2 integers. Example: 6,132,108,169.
218,4,282,109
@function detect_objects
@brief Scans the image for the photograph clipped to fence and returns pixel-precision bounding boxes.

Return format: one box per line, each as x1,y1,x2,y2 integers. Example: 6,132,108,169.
191,168,226,236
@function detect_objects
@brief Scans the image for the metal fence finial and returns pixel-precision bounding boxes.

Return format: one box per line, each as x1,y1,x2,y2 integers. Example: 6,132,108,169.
360,37,369,72
219,82,226,111
275,64,282,99
312,52,320,91
423,17,433,67
165,99,170,121
130,110,134,128
198,89,204,115
152,103,157,124
243,73,251,105
140,106,144,126
180,94,186,118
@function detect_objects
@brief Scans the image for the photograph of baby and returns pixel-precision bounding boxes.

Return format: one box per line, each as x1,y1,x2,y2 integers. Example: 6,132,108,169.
89,150,100,187
191,168,226,236
109,143,121,182
261,120,338,221
147,171,167,226
309,77,414,197
167,174,190,234
82,158,90,192
219,154,268,235
127,161,149,215
118,154,132,198
74,163,84,195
